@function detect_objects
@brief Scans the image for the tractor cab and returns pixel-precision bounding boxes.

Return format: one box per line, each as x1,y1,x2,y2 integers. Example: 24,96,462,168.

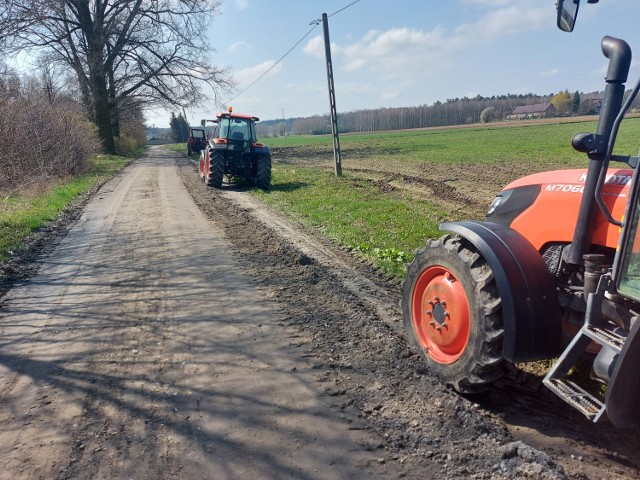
213,112,259,147
214,114,257,142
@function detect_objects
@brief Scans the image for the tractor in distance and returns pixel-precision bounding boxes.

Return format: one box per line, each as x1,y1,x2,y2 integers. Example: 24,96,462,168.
402,0,640,428
198,108,271,189
187,126,207,157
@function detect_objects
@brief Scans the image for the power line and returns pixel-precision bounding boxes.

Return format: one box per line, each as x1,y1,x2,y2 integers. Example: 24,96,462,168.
224,0,361,105
224,24,319,105
328,0,360,18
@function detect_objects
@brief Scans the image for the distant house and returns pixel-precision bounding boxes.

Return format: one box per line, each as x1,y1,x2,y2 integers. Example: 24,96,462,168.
579,92,603,114
507,103,556,120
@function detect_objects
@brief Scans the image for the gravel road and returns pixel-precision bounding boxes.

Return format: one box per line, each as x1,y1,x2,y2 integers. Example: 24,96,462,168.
0,146,638,479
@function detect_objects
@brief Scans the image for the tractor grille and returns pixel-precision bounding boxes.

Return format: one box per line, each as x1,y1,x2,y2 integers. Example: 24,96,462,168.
541,243,565,275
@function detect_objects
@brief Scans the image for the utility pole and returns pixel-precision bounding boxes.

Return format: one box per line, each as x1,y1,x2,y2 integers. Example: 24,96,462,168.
321,13,342,177
182,107,189,142
282,107,286,139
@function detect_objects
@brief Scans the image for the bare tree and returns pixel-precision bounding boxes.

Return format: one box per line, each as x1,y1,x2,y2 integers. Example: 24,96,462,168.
0,0,232,153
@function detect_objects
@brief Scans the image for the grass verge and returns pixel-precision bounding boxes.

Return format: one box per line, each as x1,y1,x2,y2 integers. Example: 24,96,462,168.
167,143,187,156
0,153,130,263
252,165,450,278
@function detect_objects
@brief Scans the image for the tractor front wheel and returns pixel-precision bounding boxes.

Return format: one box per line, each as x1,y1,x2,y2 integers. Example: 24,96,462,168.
402,234,505,393
256,154,272,190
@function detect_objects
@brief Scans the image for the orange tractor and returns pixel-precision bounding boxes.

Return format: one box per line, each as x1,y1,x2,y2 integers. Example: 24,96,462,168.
402,0,640,428
198,109,271,189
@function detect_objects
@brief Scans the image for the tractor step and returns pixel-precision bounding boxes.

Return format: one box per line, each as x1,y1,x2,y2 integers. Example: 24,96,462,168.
543,319,625,423
583,324,625,354
543,377,604,421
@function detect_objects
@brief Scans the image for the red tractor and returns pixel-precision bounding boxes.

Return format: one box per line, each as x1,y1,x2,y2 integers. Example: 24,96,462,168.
402,0,640,428
198,109,271,189
187,127,207,156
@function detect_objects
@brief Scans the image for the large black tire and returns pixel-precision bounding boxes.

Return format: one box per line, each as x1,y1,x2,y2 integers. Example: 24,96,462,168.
207,150,225,188
255,154,271,190
401,233,505,393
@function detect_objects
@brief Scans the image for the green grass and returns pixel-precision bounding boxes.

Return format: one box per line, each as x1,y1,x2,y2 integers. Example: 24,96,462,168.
267,117,640,168
253,165,448,277
0,154,129,263
167,143,187,155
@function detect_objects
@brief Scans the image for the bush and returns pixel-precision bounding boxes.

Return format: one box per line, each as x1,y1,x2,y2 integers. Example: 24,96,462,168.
115,104,148,156
0,90,99,193
480,106,497,124
114,135,139,156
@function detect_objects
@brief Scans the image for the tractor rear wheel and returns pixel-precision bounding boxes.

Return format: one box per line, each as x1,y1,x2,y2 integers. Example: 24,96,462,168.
256,154,271,190
402,233,505,393
209,150,225,188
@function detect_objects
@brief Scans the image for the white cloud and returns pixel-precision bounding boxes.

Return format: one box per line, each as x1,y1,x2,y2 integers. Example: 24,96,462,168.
232,60,282,86
339,26,450,73
540,68,560,77
234,0,249,10
459,0,510,7
228,41,250,53
303,2,551,80
339,83,375,95
453,4,549,39
381,90,400,101
302,36,325,59
303,26,454,79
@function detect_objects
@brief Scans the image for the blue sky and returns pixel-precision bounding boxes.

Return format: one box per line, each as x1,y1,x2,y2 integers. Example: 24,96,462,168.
147,0,640,127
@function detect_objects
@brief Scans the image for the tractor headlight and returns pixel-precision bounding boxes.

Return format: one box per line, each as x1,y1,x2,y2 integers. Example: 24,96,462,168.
487,190,512,216
485,185,540,226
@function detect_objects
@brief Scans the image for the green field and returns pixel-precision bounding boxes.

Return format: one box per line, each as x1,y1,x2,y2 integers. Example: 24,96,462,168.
267,117,640,164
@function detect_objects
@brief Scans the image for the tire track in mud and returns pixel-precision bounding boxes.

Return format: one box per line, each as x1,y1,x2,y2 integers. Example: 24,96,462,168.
341,166,486,209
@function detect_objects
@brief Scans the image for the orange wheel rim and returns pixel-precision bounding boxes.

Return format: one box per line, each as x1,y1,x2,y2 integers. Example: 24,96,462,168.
411,265,470,364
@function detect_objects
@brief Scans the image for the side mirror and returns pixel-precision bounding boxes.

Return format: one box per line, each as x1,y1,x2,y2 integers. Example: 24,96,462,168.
200,119,206,126
557,0,579,32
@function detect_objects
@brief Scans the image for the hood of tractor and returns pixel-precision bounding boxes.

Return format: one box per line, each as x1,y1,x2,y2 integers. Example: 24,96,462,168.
488,168,632,251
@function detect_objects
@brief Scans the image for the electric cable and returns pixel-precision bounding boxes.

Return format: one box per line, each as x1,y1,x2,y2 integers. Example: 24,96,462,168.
223,0,361,105
224,23,319,105
328,0,360,18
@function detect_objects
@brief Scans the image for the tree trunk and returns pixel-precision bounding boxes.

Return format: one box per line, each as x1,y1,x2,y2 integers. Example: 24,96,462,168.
94,81,115,153
108,65,120,138
78,0,115,154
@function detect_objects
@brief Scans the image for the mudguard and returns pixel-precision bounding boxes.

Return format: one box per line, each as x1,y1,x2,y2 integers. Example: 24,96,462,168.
252,144,271,155
441,221,562,362
605,317,640,428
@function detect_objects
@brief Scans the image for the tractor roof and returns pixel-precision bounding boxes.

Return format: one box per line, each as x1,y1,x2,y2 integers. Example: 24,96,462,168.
216,112,259,122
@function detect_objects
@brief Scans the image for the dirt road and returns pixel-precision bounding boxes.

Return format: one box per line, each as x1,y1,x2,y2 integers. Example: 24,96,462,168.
0,146,638,479
0,148,398,479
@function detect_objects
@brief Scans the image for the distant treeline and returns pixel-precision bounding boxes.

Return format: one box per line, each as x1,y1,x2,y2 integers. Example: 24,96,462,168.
256,93,559,137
